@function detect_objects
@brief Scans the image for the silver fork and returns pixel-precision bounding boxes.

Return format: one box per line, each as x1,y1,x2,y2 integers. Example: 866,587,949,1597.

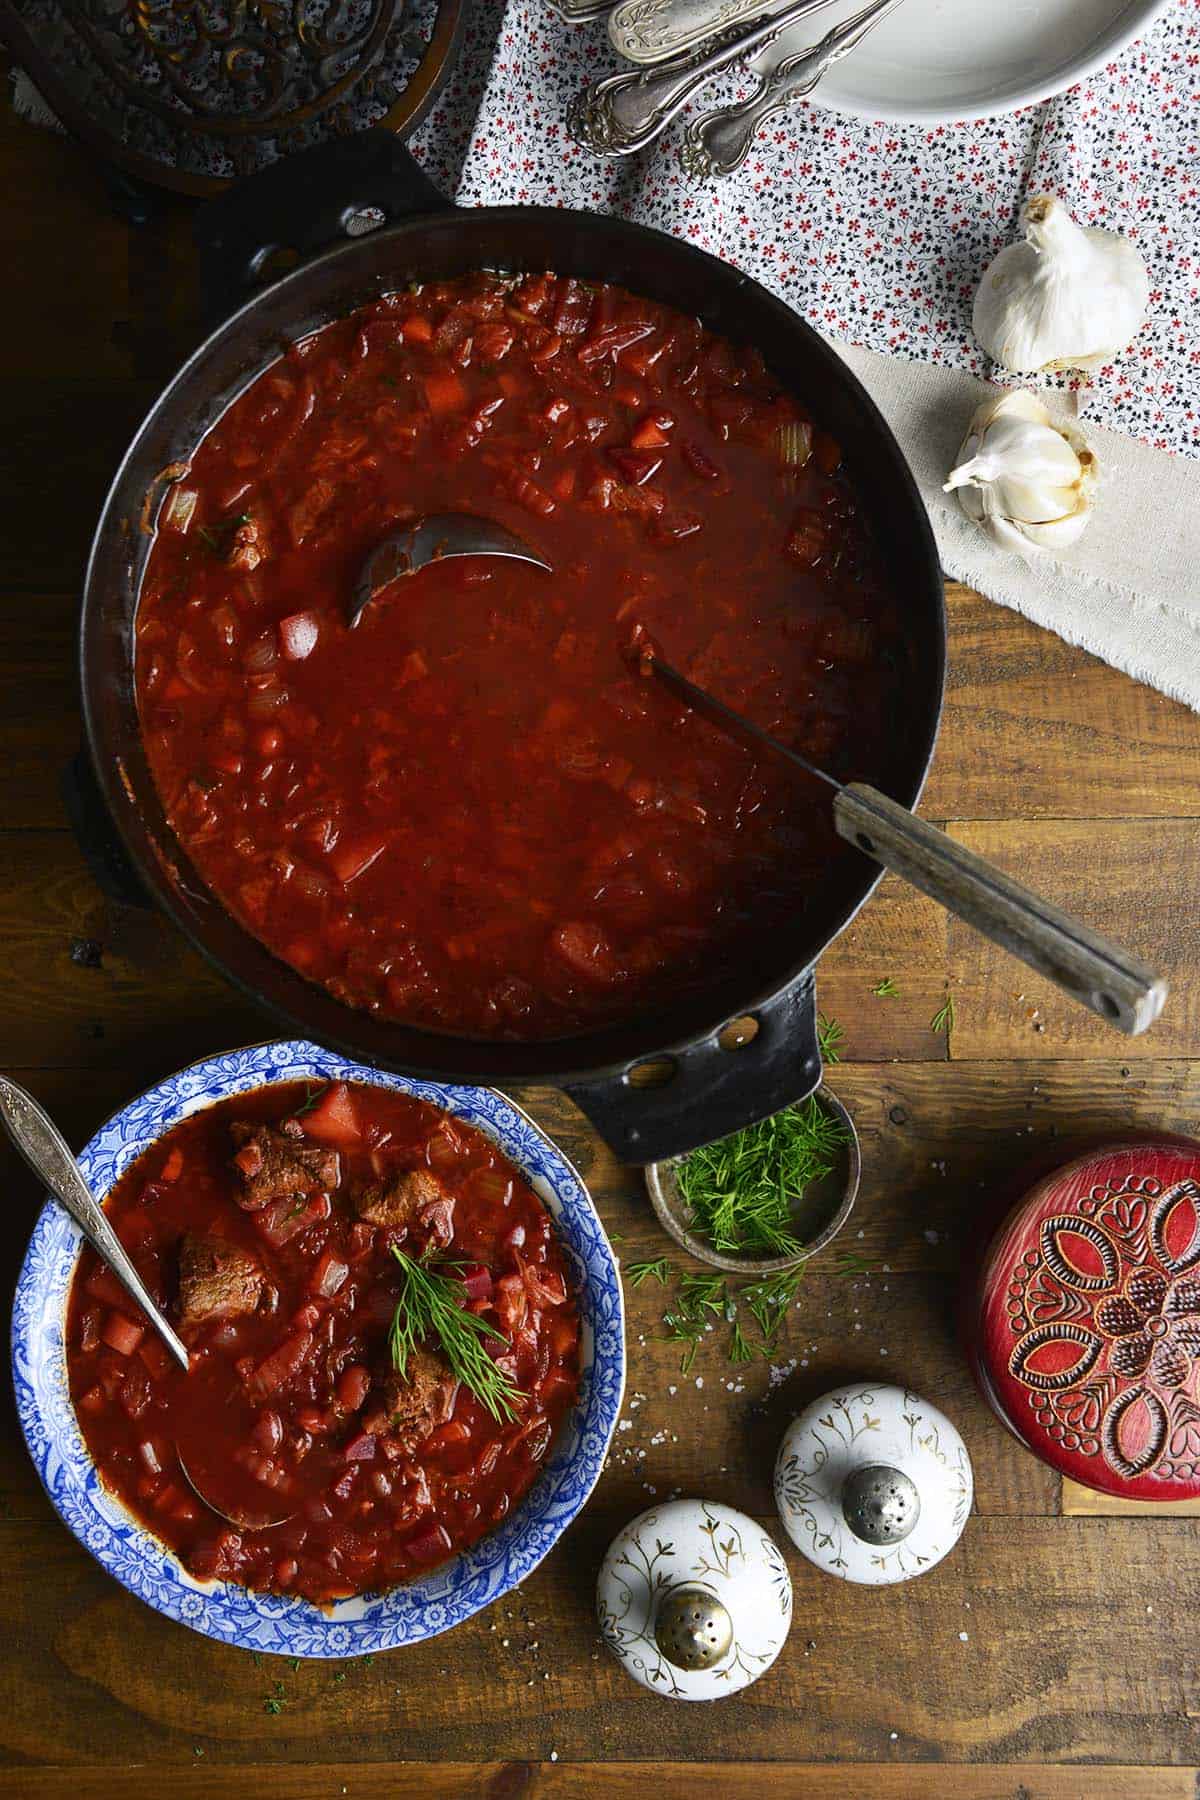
680,0,908,177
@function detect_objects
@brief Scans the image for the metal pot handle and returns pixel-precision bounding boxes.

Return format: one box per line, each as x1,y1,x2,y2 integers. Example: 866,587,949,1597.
565,973,822,1165
194,128,451,330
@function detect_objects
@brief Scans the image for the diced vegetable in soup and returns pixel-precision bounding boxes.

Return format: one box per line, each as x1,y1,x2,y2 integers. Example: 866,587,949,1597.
66,1081,581,1605
136,273,908,1038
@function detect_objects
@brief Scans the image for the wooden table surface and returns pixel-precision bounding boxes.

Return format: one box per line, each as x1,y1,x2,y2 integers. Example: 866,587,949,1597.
3,96,1200,1800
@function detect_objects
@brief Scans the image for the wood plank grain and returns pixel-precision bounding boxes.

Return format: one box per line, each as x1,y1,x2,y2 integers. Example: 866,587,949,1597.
945,820,1200,1059
0,833,265,1067
924,587,1200,822
1062,1480,1200,1518
813,872,950,1061
1,1513,1198,1768
0,1765,1191,1799
1,593,78,828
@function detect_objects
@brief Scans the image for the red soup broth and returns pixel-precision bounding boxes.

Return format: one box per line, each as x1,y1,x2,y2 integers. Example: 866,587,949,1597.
66,1079,581,1604
136,271,909,1040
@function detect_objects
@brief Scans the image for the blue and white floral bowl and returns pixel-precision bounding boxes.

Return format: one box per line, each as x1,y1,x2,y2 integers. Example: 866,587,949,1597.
12,1039,625,1656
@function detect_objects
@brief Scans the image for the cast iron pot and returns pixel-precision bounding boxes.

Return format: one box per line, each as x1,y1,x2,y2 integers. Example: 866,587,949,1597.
75,128,945,1165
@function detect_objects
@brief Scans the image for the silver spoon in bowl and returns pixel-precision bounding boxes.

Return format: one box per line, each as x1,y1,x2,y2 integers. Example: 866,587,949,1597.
0,1078,294,1530
347,513,552,629
0,1075,190,1371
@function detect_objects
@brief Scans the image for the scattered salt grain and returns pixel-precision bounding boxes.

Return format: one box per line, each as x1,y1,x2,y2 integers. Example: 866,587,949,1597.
958,1631,969,1642
924,1229,940,1245
695,1376,704,1389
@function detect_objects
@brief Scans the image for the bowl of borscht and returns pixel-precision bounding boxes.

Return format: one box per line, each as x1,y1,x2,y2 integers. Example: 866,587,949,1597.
11,1040,624,1654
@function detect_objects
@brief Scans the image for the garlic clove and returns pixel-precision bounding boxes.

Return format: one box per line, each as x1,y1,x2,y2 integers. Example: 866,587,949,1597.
973,194,1149,375
943,389,1098,556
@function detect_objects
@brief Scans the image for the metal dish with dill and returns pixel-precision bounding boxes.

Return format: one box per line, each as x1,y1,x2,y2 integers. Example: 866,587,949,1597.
645,1083,861,1276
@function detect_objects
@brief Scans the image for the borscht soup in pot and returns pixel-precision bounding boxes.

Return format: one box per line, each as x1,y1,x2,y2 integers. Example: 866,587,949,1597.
134,271,909,1043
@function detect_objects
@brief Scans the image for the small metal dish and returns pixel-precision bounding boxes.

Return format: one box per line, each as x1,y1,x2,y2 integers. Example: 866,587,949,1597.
644,1084,860,1273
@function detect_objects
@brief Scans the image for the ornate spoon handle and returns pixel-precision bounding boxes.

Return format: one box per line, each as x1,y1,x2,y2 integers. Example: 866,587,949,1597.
548,0,615,20
0,1074,191,1370
568,0,830,157
681,0,906,177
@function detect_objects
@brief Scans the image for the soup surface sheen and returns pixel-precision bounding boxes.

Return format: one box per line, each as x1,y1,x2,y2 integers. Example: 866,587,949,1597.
136,272,906,1038
67,1079,580,1604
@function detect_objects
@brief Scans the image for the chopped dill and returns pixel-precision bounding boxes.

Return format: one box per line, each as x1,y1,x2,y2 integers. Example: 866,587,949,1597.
871,977,899,997
931,992,956,1035
197,509,251,556
625,1257,671,1288
286,1081,325,1121
741,1265,807,1349
674,1096,849,1260
817,1012,845,1063
661,1273,724,1374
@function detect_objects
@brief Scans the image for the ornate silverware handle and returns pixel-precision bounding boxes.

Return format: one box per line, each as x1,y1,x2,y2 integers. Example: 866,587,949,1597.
0,1075,191,1370
610,0,804,64
682,0,906,177
549,0,616,20
569,0,831,157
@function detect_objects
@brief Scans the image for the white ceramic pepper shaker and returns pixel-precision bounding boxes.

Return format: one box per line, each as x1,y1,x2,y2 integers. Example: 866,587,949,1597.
774,1382,972,1584
597,1497,792,1699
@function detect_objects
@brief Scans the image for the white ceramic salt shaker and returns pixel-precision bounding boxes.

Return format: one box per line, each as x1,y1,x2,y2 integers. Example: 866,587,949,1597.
774,1382,972,1584
597,1497,792,1699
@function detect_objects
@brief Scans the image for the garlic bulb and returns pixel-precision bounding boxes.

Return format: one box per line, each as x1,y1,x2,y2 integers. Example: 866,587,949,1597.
943,390,1098,554
973,194,1149,374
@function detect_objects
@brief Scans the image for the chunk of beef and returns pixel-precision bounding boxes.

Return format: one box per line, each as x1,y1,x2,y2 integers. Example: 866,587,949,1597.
227,515,269,571
364,1347,459,1451
230,1120,339,1212
178,1233,265,1325
354,1167,455,1246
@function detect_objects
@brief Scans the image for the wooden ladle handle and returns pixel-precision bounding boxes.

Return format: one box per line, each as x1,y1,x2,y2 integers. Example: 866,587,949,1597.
834,784,1167,1037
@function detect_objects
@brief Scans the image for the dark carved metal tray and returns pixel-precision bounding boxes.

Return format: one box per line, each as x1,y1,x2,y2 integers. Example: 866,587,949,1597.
0,0,465,194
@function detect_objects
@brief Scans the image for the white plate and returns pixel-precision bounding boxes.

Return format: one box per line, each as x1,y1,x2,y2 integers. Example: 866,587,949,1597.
804,0,1172,122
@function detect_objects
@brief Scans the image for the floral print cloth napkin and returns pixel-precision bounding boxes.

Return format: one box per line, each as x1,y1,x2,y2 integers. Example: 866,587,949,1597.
413,0,1200,461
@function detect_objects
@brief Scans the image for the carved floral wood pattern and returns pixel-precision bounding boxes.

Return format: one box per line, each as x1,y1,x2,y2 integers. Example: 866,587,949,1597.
977,1147,1200,1498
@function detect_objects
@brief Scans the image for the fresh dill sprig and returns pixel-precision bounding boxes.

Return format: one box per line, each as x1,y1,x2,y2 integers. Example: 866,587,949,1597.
729,1318,756,1364
286,1081,325,1121
835,1249,872,1276
198,509,251,556
389,1246,523,1423
817,1012,845,1063
626,1257,672,1287
931,992,956,1035
662,1274,726,1375
673,1096,849,1260
741,1265,807,1349
871,977,899,998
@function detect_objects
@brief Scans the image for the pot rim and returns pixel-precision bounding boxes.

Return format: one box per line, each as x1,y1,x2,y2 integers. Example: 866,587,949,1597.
78,197,945,1103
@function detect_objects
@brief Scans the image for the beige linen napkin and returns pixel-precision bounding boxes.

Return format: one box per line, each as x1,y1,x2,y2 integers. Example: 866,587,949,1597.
839,345,1200,710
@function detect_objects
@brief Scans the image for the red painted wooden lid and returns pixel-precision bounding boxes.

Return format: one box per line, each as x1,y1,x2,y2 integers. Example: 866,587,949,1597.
968,1137,1200,1499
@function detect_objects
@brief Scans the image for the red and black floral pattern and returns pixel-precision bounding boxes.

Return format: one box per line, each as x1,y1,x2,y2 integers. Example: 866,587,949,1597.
412,0,1200,459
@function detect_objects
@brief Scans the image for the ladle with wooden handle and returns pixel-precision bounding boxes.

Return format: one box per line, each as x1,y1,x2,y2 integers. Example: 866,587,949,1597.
641,651,1167,1036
